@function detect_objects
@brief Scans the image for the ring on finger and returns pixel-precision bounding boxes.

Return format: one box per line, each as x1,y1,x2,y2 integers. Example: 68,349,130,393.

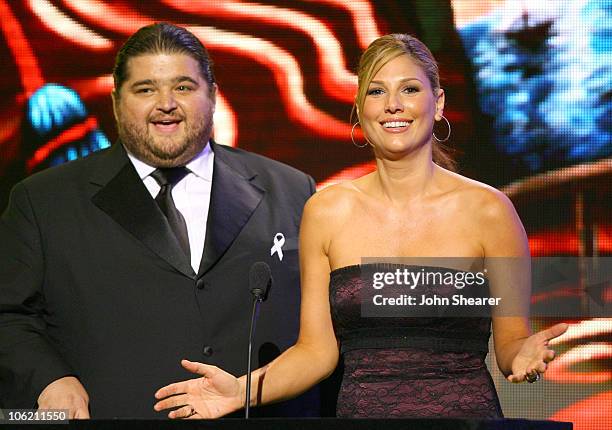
525,371,540,383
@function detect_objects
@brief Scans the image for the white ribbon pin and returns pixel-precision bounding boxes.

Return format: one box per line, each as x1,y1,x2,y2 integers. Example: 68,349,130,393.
270,232,285,261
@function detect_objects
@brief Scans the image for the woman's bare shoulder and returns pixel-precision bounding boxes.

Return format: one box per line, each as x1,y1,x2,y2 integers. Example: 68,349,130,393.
304,180,363,220
300,181,364,255
441,168,526,249
439,168,514,216
438,169,527,256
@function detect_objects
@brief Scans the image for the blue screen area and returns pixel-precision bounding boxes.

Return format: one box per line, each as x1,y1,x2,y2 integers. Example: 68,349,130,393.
460,0,611,174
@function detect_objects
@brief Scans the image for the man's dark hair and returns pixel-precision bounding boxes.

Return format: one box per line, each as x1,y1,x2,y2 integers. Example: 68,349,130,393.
113,22,215,94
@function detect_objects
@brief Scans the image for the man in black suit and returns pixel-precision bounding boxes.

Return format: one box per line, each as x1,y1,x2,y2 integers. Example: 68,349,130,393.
0,23,316,418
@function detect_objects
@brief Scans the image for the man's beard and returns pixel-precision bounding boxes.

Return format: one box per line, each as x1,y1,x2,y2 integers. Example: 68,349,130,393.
117,116,212,167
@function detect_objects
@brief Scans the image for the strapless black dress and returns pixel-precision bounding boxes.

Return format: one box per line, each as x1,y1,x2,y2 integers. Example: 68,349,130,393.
329,264,502,418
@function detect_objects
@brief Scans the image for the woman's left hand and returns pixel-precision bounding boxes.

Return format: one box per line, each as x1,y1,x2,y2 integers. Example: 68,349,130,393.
507,322,568,383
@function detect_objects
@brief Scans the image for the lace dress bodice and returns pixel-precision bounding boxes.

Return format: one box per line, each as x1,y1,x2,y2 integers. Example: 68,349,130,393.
329,264,502,418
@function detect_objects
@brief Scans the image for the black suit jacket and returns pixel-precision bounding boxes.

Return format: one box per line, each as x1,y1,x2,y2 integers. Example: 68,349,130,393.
0,142,316,417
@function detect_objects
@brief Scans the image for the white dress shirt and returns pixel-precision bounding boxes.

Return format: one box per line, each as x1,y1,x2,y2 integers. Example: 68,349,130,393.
127,143,214,273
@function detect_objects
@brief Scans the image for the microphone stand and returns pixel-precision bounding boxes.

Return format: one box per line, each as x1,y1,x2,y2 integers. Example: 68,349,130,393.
245,292,262,419
244,261,271,419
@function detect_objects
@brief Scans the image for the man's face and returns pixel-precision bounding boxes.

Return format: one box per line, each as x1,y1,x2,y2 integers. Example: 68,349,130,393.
112,53,216,167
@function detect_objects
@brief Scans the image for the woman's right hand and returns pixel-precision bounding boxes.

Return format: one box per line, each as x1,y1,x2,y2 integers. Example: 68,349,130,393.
154,359,243,419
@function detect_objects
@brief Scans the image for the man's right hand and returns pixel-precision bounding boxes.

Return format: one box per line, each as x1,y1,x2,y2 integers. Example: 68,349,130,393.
37,376,90,419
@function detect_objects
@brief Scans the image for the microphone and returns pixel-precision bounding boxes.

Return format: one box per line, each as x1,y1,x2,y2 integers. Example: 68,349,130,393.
249,261,272,301
245,262,272,418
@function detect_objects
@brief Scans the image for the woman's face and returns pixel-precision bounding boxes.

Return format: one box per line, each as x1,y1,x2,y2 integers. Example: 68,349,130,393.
361,54,444,157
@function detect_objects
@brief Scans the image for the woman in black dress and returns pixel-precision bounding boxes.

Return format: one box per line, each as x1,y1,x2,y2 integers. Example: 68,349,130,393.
154,34,568,419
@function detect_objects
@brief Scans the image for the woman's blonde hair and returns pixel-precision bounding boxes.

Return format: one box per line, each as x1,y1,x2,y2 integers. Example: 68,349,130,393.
352,34,456,171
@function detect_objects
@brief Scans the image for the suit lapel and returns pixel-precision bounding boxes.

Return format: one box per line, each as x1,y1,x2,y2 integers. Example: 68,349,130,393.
199,142,264,276
90,144,196,278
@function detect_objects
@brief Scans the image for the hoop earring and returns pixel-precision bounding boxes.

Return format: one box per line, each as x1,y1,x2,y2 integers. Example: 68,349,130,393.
433,115,451,142
351,122,368,148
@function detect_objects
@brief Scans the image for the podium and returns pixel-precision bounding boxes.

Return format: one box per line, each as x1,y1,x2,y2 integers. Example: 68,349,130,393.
6,418,572,429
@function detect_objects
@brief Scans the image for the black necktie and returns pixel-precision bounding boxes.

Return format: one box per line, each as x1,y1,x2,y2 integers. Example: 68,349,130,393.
150,167,191,259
